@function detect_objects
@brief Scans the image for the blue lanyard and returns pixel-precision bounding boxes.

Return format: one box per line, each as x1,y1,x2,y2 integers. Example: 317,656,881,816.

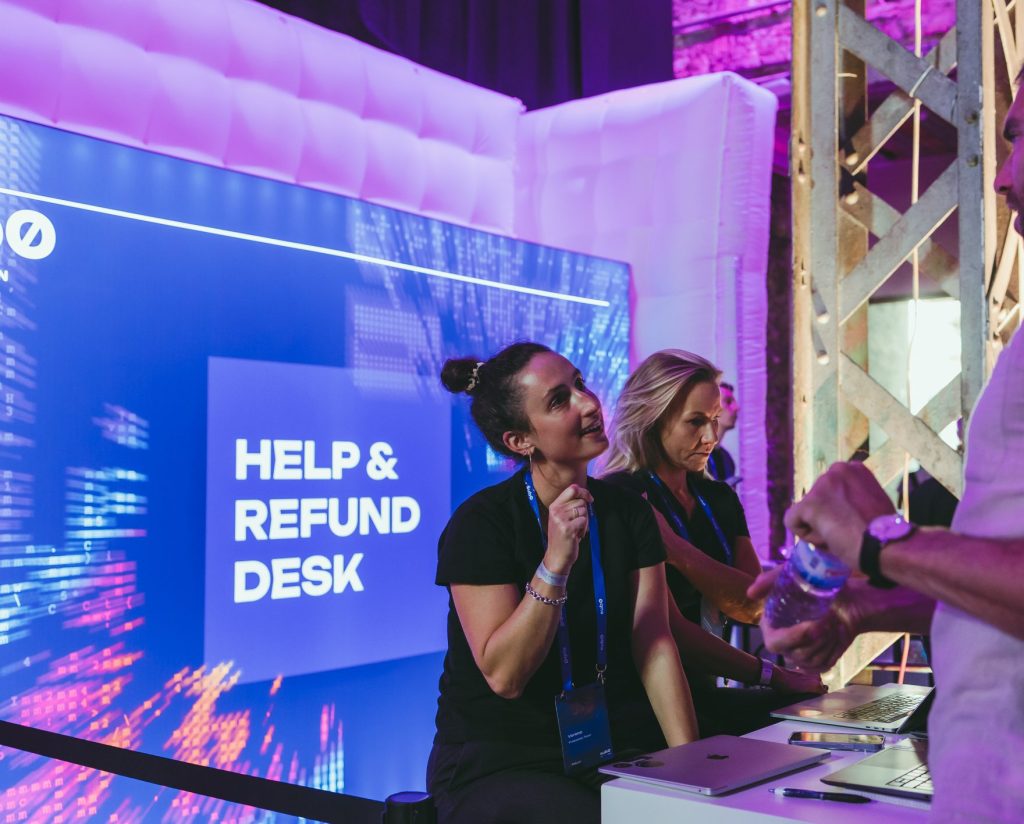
646,471,733,567
524,472,607,692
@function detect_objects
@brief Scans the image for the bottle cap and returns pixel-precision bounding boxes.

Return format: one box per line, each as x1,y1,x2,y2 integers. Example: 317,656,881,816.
791,539,850,589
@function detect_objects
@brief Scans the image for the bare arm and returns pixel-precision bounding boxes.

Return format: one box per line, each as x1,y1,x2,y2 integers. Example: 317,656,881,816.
882,529,1024,640
452,579,564,699
667,596,822,694
668,596,759,680
452,484,592,699
630,563,699,746
784,461,1024,641
652,506,762,623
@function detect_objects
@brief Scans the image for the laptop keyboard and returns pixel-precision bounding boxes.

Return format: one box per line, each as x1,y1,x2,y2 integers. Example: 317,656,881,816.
886,762,933,793
834,694,922,724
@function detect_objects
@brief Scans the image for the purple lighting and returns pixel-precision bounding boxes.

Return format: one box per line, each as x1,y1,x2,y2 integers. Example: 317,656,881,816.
673,0,956,82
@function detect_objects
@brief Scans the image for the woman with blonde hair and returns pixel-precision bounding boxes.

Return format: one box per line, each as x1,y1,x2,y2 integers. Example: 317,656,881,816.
603,349,821,736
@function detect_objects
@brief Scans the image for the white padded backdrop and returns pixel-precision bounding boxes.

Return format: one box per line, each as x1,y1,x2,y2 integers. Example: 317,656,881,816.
0,0,776,549
516,73,778,555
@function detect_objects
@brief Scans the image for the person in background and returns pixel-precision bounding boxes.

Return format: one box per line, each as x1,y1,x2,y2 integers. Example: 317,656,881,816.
746,78,1024,822
707,380,739,487
899,421,962,528
427,342,698,824
601,350,822,737
905,466,959,528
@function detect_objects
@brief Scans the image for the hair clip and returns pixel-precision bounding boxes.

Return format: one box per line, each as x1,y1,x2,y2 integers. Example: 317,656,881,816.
466,361,484,393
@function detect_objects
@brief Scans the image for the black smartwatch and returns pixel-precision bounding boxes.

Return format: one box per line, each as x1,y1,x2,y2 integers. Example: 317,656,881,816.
859,514,914,589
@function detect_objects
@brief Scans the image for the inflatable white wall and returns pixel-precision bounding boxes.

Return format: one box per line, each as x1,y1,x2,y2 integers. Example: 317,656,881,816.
516,73,777,554
0,0,521,232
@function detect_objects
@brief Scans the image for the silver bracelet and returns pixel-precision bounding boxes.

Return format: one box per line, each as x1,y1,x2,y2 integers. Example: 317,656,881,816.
525,582,567,607
535,561,569,588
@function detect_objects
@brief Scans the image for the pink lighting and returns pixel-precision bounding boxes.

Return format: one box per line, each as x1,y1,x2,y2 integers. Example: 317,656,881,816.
673,0,956,82
0,0,785,815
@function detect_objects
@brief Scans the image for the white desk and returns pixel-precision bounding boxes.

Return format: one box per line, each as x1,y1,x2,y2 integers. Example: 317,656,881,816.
602,720,931,823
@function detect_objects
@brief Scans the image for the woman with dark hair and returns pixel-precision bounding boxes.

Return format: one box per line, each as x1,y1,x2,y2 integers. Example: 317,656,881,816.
602,349,822,737
427,342,697,824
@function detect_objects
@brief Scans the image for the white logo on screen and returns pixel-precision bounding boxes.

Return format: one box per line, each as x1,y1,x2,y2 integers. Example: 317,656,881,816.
0,209,57,260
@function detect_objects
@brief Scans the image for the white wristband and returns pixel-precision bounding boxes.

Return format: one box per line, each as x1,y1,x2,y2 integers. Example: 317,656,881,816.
535,561,568,588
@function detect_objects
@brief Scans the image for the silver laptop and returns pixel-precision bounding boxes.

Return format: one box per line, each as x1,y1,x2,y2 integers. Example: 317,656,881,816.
771,683,934,733
823,740,932,801
598,734,830,796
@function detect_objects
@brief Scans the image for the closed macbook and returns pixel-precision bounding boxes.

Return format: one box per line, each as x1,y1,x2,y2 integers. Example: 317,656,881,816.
598,735,830,796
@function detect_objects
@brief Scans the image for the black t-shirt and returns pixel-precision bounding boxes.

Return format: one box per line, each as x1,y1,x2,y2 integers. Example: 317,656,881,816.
433,470,666,750
603,470,749,627
707,445,736,484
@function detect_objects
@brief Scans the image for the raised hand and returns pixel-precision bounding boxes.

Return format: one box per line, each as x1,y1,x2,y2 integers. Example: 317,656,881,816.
784,462,896,569
544,483,594,572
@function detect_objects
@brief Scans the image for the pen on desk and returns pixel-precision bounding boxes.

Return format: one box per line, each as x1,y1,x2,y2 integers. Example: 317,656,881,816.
771,787,871,804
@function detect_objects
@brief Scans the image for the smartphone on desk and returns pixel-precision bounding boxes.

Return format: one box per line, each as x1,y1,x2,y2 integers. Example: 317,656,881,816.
788,731,885,752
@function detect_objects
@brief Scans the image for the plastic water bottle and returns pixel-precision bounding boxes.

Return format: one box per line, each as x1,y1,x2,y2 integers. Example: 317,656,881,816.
764,539,851,628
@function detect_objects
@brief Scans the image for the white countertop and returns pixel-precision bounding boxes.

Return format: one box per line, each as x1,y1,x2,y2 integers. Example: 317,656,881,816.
602,720,931,823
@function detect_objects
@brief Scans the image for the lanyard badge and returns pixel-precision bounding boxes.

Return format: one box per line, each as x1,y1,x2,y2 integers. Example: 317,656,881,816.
554,683,613,775
524,472,614,774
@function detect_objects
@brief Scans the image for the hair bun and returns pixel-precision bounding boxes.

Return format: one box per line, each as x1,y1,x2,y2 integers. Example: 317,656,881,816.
440,357,484,394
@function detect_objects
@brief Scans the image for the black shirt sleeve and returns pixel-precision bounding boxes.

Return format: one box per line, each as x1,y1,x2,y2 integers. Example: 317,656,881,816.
601,469,649,497
715,481,750,539
627,491,667,570
436,490,521,586
593,475,666,570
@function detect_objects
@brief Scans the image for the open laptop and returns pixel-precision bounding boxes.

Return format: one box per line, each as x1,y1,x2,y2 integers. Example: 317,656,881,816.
598,735,830,796
823,739,932,801
771,683,934,733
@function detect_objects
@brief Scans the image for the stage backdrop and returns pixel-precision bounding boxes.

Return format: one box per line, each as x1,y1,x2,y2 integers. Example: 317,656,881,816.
0,112,629,816
0,0,777,561
0,0,780,813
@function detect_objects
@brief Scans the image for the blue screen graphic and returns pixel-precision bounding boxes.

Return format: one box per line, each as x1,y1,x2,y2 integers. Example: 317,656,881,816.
206,356,451,683
0,113,630,817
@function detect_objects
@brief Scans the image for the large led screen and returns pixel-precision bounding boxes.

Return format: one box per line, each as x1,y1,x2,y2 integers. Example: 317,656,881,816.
0,113,630,818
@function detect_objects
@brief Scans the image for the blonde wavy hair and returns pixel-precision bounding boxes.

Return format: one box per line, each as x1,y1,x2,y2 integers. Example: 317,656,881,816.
601,349,722,475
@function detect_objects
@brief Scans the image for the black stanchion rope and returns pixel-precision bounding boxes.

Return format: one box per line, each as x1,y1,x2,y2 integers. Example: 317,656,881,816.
0,719,384,823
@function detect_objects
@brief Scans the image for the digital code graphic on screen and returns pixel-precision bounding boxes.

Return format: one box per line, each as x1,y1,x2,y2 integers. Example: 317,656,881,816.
0,113,630,817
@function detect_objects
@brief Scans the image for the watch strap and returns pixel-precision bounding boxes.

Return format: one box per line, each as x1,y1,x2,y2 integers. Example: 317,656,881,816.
859,531,898,589
757,657,774,687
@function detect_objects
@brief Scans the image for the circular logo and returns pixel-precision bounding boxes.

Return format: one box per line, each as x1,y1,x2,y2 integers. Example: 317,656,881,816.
4,209,57,260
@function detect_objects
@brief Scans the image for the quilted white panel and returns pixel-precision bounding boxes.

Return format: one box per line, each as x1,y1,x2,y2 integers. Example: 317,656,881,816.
146,56,233,166
145,0,233,68
0,4,62,122
0,0,521,233
516,73,778,557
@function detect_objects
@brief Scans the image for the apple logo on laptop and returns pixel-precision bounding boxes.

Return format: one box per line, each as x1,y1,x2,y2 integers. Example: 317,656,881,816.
706,754,729,760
